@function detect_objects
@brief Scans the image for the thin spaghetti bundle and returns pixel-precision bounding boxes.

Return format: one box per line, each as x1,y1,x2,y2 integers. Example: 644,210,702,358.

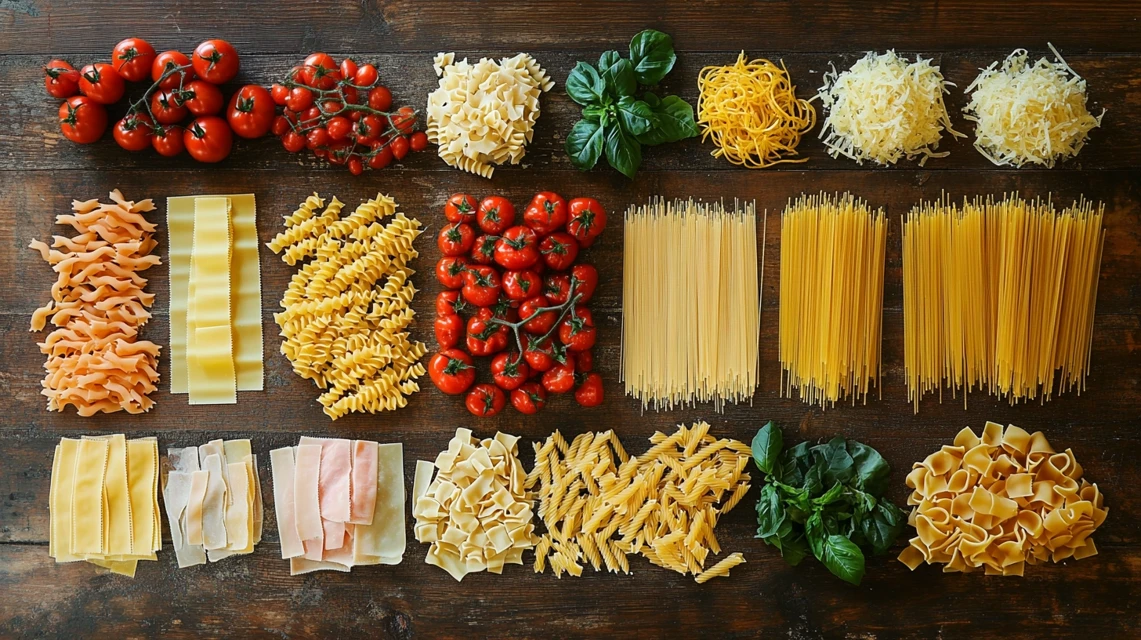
778,193,886,407
902,195,1104,409
621,199,762,410
697,52,816,168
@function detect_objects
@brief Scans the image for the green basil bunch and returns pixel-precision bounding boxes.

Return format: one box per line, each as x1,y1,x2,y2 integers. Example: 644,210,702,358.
751,422,906,585
564,29,698,179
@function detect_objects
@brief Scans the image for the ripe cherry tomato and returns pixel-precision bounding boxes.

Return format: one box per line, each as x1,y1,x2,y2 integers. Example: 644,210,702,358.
489,296,519,323
306,127,330,150
391,106,416,133
511,382,547,415
559,307,597,352
465,384,506,417
410,131,429,152
271,83,289,106
368,146,393,169
575,373,604,407
436,290,470,316
462,266,501,307
568,197,607,247
570,264,598,304
390,136,409,160
478,196,515,234
355,114,383,144
58,96,107,144
325,116,351,141
445,193,478,224
494,226,539,270
542,356,577,394
227,84,275,139
436,256,468,290
524,192,569,235
354,64,379,88
367,86,392,111
438,222,475,256
281,130,306,153
502,269,541,301
576,349,594,372
152,50,194,90
285,86,314,112
183,116,233,163
524,335,555,372
302,53,338,89
151,124,185,156
347,155,364,175
466,308,509,356
429,349,476,395
540,232,579,271
192,39,240,84
491,352,530,391
434,313,464,350
78,63,125,105
519,295,556,334
111,37,156,82
181,80,224,116
544,273,571,304
339,58,358,82
150,89,188,125
112,114,153,151
44,60,81,98
469,234,498,265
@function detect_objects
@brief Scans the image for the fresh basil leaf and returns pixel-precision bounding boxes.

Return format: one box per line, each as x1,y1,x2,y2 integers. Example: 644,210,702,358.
847,440,892,496
805,511,825,560
861,501,906,556
628,29,676,86
779,533,811,566
566,61,606,107
821,535,866,585
565,119,605,171
641,90,662,108
583,105,606,123
599,50,636,98
813,481,845,507
755,483,785,539
604,123,642,179
780,440,811,486
615,96,656,136
815,437,855,487
635,95,698,146
751,421,783,475
803,462,825,498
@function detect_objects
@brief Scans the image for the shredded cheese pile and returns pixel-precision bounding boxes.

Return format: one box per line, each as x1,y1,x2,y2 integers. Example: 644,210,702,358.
817,51,964,166
963,45,1103,167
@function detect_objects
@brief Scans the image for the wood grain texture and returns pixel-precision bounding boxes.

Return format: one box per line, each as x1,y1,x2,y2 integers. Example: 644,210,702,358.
2,1,1140,638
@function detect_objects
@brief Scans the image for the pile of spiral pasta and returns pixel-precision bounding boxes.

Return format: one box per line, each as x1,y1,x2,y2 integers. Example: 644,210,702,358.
697,52,816,168
267,193,427,419
29,190,162,415
898,422,1107,576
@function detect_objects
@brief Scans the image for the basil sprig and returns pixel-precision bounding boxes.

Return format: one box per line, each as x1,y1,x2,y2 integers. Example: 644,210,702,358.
751,422,907,586
564,29,698,179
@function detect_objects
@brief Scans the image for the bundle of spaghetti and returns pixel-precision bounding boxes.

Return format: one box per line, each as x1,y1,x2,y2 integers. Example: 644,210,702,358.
902,195,1105,409
697,51,816,168
267,193,427,419
28,190,161,416
778,193,886,407
621,199,762,411
527,423,752,583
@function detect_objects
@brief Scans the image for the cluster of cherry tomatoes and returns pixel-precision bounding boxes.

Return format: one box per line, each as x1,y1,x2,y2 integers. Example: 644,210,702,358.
269,53,428,175
46,37,274,162
428,192,608,417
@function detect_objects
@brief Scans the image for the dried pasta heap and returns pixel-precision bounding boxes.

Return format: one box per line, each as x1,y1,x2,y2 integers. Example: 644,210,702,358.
426,52,553,178
267,193,427,419
49,435,161,577
29,190,161,415
527,423,751,583
412,428,537,581
964,45,1103,167
817,51,964,166
697,51,816,168
898,422,1107,576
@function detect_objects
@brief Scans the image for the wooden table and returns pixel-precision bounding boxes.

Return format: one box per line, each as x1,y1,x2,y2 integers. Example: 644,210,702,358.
2,1,1138,637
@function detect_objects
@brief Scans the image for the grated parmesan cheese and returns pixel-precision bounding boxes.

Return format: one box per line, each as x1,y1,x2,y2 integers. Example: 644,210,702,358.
816,51,964,166
963,44,1104,168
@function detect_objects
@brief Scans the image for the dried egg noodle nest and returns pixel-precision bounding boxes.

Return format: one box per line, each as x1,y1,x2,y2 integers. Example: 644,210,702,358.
898,422,1107,576
817,51,964,166
963,45,1104,168
426,52,554,178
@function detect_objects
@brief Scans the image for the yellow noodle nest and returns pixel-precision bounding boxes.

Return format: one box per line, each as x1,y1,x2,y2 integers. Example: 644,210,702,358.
899,422,1107,576
697,52,816,168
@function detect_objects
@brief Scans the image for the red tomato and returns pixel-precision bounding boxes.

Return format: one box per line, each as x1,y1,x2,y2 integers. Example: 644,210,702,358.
409,131,429,152
306,127,330,150
355,114,383,144
391,106,416,133
78,63,125,105
462,266,501,307
285,86,314,112
354,64,379,88
111,37,156,82
438,222,475,256
181,80,224,116
339,58,358,81
302,53,338,89
434,313,464,350
192,39,240,84
183,116,233,163
271,83,289,106
466,309,510,356
112,114,153,151
469,235,498,265
436,256,468,289
575,373,604,407
428,349,475,395
390,136,409,160
58,96,107,144
150,89,188,124
368,146,393,169
576,349,594,372
490,296,519,323
559,307,597,352
524,335,555,372
511,382,547,415
152,50,195,90
491,353,530,391
281,130,306,153
44,60,81,98
227,84,275,139
524,192,569,235
325,116,352,141
542,357,577,394
478,196,515,234
502,269,541,301
151,124,185,156
570,264,598,304
465,384,506,417
436,290,470,316
367,86,392,111
271,116,289,137
494,226,540,270
519,295,556,334
544,273,571,304
445,193,478,224
568,197,607,247
540,232,579,271
347,156,364,175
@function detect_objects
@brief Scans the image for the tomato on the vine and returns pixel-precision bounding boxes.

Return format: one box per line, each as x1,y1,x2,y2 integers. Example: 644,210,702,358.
435,313,464,350
510,382,547,415
559,307,597,352
281,130,306,153
445,193,477,224
44,60,81,98
466,309,509,356
368,146,393,169
286,86,314,112
112,114,153,151
540,232,579,271
544,273,571,304
325,116,351,141
301,53,338,89
339,58,358,82
436,290,470,316
502,269,541,301
271,83,289,106
347,156,364,175
519,295,557,334
465,384,506,417
181,80,224,116
354,64,379,88
438,222,475,256
183,116,232,163
491,352,530,391
390,136,409,160
570,264,598,304
410,131,429,152
391,106,416,133
111,37,156,83
355,114,383,144
524,192,568,235
151,89,188,124
58,96,107,144
78,63,125,105
469,235,498,265
428,349,476,395
192,39,240,84
524,335,555,372
152,50,194,90
367,86,392,111
306,127,330,150
493,226,539,270
151,124,185,156
436,256,468,290
575,373,604,407
568,197,607,247
462,266,502,307
542,356,577,394
227,84,275,138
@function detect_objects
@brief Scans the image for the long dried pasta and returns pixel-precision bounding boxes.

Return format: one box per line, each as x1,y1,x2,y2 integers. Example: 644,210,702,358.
267,193,427,419
29,191,161,416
